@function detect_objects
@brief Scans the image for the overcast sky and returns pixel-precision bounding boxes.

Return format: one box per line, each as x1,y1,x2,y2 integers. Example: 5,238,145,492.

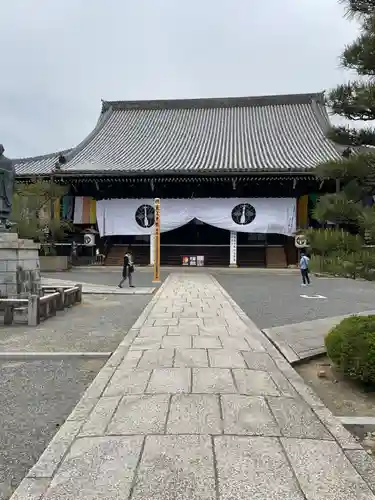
1,0,360,159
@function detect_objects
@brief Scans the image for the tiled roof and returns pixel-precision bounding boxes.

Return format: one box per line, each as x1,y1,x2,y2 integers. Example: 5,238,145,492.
14,149,72,176
14,93,343,176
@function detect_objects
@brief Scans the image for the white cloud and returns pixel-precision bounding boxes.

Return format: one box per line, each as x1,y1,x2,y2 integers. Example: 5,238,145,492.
0,0,361,157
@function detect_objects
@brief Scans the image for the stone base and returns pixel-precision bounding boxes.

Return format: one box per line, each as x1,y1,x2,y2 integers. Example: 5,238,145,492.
0,232,41,298
40,255,69,272
229,263,238,268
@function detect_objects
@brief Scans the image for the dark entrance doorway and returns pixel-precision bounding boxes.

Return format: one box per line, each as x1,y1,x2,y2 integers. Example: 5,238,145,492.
160,219,229,266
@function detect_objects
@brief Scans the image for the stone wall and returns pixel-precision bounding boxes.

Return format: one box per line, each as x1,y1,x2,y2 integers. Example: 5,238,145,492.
0,233,40,298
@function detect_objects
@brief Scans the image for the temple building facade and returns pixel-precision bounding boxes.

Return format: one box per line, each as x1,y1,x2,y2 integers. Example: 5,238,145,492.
13,92,343,267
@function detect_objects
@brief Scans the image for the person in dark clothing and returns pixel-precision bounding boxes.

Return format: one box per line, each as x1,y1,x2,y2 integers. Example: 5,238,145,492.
118,250,135,288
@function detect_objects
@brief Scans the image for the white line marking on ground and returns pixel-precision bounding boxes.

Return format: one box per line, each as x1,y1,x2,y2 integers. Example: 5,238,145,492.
300,294,327,299
0,352,112,360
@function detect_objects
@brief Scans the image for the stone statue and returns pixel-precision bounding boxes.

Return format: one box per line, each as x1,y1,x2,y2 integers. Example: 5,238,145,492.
0,145,15,229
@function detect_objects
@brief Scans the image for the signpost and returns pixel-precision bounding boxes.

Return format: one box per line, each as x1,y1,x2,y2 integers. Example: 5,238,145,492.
152,198,161,283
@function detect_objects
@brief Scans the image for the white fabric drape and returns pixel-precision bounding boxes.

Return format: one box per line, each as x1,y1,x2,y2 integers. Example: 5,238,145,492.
96,198,296,236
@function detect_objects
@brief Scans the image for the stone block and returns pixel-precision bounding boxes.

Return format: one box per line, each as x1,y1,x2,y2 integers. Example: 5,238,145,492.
313,407,362,450
103,369,151,397
161,335,192,348
214,436,304,499
175,310,198,318
42,436,143,500
166,394,222,434
153,318,179,326
199,325,229,337
131,435,216,500
81,366,117,400
9,478,49,500
268,397,333,440
192,368,236,394
222,395,281,436
208,349,246,368
269,370,299,398
220,337,253,351
107,394,170,434
138,326,168,338
130,337,161,350
146,368,191,393
168,324,200,336
67,398,99,422
27,420,82,478
193,336,222,349
174,348,209,367
345,449,375,493
233,369,280,396
179,317,204,327
117,349,143,369
203,317,227,327
242,351,277,371
79,396,121,437
138,348,174,368
282,437,374,500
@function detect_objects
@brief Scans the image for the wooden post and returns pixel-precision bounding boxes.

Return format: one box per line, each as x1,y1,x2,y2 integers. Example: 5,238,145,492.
152,198,161,283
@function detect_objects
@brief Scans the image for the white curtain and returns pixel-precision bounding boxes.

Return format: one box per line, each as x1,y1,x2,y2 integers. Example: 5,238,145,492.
96,198,296,236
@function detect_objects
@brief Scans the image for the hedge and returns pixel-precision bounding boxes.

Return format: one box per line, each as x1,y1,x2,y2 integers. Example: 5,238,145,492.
325,315,375,384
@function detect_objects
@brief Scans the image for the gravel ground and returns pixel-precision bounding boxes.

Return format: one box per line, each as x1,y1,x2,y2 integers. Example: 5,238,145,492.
0,288,152,499
47,268,169,288
213,271,375,329
45,268,375,330
0,294,151,352
0,358,105,500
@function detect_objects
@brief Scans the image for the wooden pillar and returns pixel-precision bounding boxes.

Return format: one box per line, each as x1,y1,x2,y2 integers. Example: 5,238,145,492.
229,231,237,267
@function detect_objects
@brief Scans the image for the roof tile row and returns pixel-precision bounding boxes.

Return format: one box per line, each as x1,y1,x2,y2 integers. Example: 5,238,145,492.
14,93,341,176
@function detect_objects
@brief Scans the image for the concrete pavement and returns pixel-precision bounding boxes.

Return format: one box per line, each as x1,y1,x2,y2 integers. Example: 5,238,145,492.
263,311,375,364
11,273,375,499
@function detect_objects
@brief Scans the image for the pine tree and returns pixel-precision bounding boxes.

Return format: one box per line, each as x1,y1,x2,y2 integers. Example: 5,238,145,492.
314,0,375,238
11,178,71,254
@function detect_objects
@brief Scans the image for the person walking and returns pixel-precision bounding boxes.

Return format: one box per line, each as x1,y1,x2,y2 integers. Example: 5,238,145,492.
118,249,135,288
299,250,310,286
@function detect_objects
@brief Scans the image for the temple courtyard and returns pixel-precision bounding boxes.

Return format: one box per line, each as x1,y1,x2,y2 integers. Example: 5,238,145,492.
3,268,375,499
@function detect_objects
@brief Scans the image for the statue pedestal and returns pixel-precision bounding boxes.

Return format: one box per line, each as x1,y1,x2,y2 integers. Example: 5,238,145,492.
0,232,41,298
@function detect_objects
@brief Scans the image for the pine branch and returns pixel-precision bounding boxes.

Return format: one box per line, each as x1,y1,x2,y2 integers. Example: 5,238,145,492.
342,34,375,75
328,125,375,146
315,152,375,181
340,0,375,18
326,82,375,120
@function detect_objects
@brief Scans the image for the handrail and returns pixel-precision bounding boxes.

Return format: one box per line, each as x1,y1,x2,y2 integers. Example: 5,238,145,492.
0,284,82,326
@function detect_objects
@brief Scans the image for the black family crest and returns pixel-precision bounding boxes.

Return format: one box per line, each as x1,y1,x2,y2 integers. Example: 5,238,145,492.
135,204,155,228
231,203,256,225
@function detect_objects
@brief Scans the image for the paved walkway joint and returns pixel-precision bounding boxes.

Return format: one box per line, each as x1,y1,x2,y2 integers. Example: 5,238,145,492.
11,274,375,499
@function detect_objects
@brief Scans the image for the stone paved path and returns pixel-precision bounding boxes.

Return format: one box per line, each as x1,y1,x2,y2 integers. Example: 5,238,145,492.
42,277,155,295
12,274,375,499
263,310,375,364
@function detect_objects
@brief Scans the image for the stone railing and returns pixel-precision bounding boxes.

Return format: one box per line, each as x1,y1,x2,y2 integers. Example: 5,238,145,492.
0,284,82,326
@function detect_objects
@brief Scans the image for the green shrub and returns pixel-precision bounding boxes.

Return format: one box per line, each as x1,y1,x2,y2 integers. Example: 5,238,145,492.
306,228,363,256
325,315,375,384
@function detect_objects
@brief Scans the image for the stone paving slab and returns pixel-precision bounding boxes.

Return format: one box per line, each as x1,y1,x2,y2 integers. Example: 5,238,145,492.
263,310,375,363
10,273,375,499
42,277,155,295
